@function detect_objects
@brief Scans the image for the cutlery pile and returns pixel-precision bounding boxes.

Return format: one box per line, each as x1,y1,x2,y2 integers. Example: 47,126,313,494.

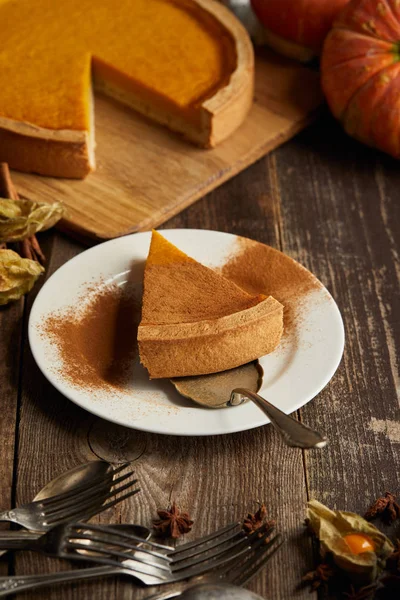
0,461,282,598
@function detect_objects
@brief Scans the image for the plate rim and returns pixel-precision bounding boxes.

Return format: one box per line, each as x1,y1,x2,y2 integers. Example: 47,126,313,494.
28,228,345,436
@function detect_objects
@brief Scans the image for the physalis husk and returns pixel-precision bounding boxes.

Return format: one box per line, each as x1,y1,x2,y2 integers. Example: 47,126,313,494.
0,249,44,305
307,500,393,584
0,198,64,243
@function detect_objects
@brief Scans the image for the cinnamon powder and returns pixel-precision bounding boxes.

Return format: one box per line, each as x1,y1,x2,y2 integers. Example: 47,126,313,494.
38,237,321,393
39,282,141,393
221,237,322,334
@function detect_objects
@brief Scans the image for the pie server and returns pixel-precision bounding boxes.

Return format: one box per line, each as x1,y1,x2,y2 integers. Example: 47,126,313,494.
171,361,327,449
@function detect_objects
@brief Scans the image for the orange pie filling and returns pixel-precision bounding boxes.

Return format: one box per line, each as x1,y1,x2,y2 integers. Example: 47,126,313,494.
0,0,254,177
0,0,238,132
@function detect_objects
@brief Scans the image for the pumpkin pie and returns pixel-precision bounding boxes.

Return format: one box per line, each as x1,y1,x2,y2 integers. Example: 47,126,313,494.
138,231,283,378
0,0,254,179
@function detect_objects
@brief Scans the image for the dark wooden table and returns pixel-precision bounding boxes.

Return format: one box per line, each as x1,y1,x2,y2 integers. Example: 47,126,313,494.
1,112,399,599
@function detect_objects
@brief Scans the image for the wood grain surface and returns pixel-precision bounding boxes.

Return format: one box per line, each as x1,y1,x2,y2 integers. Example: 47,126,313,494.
10,49,322,242
0,173,23,578
0,111,399,600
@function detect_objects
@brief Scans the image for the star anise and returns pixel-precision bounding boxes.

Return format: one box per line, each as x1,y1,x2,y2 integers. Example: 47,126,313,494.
153,501,193,539
301,562,336,591
243,503,275,535
343,584,377,600
386,539,400,573
364,492,400,524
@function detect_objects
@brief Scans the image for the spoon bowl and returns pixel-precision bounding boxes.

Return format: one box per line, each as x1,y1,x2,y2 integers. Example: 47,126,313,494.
180,583,264,600
34,460,111,501
171,361,327,449
172,361,263,408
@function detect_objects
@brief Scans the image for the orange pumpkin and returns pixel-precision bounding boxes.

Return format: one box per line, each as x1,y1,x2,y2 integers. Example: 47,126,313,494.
321,0,400,158
251,0,349,62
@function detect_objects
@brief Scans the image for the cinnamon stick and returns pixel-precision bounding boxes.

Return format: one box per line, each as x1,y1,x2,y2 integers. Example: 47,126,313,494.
0,162,45,263
0,162,19,200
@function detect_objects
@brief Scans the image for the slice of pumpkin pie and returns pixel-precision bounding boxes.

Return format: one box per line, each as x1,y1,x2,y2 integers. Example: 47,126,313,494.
138,231,283,378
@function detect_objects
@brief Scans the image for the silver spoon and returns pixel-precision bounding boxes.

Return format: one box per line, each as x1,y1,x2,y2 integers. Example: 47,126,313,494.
145,582,266,600
33,460,112,501
180,583,264,600
171,361,327,449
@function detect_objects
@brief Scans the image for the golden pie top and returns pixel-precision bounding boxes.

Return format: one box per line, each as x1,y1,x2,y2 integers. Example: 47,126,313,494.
0,0,237,131
141,230,267,325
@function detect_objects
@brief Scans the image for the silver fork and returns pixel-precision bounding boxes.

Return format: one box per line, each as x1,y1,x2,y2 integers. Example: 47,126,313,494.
144,530,283,600
0,463,139,531
0,522,277,596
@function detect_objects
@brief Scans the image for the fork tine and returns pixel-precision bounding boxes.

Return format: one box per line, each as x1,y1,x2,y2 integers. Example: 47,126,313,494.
71,523,172,551
67,532,170,562
242,522,275,544
44,481,139,525
233,536,284,587
45,487,140,526
66,487,142,524
65,540,171,572
171,522,275,574
167,541,252,582
93,486,141,513
214,531,280,585
84,475,138,506
170,522,274,567
142,532,284,600
139,542,282,600
115,533,254,583
171,534,249,574
59,551,170,581
42,471,135,517
199,526,279,582
171,522,241,555
56,525,281,589
40,463,130,508
170,530,246,568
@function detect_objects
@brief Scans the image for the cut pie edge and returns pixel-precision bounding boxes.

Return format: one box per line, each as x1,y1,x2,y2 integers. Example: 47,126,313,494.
0,0,254,179
138,296,284,379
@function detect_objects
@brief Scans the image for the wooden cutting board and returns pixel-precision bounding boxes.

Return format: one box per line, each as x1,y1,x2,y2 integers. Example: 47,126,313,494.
11,49,322,242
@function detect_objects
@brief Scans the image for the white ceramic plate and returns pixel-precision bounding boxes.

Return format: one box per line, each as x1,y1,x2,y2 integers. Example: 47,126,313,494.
29,229,344,436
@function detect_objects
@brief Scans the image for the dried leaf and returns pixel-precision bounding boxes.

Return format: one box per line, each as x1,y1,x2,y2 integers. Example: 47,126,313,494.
307,500,394,585
0,249,44,305
0,198,64,243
